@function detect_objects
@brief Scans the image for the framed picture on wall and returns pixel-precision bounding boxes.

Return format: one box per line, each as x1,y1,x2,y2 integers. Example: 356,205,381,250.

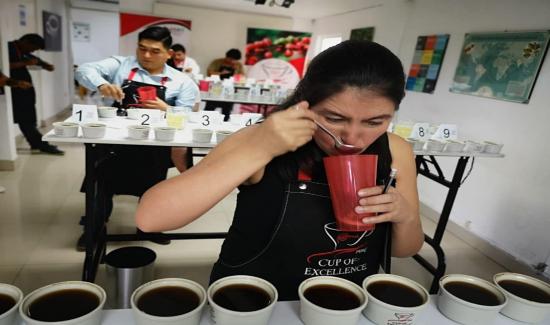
406,34,450,94
450,31,550,103
43,11,62,51
349,27,375,42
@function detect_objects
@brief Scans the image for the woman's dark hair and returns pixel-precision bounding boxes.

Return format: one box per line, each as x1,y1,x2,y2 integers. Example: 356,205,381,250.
273,40,405,180
19,34,45,49
171,43,186,53
226,49,242,60
138,26,172,50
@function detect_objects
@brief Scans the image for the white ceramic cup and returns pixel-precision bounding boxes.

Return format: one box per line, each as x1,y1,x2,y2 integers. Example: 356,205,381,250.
0,283,23,325
127,108,141,120
130,278,207,325
298,276,367,325
362,274,429,325
444,140,465,153
482,141,504,154
128,125,151,140
154,126,176,141
425,139,446,152
494,272,550,323
207,275,278,325
192,129,213,143
215,130,233,143
19,281,106,325
53,122,79,138
406,138,426,151
463,140,485,153
97,106,117,118
81,123,106,139
437,274,507,325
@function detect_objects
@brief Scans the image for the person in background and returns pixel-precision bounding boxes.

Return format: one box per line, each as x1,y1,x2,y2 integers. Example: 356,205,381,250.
135,40,423,300
75,26,198,249
0,70,32,193
9,33,64,155
204,48,244,120
167,44,200,76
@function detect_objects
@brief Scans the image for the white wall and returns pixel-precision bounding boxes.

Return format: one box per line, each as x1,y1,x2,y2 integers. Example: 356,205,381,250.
118,1,308,74
70,8,119,65
312,0,550,269
36,0,73,121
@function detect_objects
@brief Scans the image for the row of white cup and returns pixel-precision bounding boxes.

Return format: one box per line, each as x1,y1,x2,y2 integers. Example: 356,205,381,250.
407,138,504,154
2,270,548,325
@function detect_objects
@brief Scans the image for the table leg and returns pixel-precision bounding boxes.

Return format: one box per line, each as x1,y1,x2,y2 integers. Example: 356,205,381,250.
414,155,470,293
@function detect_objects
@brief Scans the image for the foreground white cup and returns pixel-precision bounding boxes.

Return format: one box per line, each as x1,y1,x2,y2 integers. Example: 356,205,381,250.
362,274,429,325
207,275,277,325
482,141,504,154
0,283,23,325
131,278,207,325
53,122,79,138
97,106,117,118
192,129,213,143
128,125,151,140
215,130,233,143
463,140,485,153
19,281,106,325
444,140,465,153
299,276,367,325
494,272,550,323
81,123,106,139
406,138,426,151
438,274,507,325
154,126,176,141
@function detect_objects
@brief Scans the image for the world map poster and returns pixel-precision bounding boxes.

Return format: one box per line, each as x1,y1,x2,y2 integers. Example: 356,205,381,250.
450,31,550,103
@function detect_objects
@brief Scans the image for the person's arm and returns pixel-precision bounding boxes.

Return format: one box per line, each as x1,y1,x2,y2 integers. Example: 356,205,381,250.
356,133,423,257
206,60,220,76
234,62,244,75
75,56,122,91
135,103,317,232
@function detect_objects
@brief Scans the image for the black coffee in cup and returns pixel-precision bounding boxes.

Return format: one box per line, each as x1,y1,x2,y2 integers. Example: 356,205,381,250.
444,281,501,306
0,293,16,315
367,281,424,307
28,289,99,321
213,284,271,312
137,286,200,317
304,284,361,310
498,280,550,303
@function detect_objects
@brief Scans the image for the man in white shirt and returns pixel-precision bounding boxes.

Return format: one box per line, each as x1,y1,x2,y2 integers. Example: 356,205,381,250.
168,44,200,79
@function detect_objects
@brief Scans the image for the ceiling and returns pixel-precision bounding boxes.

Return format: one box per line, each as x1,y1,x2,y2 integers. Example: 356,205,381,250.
155,0,385,19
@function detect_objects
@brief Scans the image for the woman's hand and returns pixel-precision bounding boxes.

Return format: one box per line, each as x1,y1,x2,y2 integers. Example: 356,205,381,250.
354,185,415,225
256,101,318,158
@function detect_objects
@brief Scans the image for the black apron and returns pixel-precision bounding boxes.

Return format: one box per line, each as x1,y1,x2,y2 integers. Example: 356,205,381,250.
9,41,36,123
114,68,169,115
85,68,173,197
210,167,390,301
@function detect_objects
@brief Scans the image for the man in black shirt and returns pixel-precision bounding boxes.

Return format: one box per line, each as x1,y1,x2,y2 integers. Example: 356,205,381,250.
9,33,64,155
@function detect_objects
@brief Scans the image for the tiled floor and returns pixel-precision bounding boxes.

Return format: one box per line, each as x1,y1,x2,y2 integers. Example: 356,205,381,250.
0,127,511,302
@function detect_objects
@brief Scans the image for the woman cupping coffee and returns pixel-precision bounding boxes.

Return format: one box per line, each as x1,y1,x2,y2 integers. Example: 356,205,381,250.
135,40,424,300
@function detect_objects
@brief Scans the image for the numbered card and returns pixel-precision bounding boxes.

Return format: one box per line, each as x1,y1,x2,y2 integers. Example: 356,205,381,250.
71,104,98,123
199,111,223,127
240,113,263,127
410,123,430,139
137,109,162,126
431,124,458,140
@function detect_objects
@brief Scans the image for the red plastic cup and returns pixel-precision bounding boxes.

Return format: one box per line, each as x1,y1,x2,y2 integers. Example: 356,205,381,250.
137,86,157,101
198,80,211,92
323,154,378,232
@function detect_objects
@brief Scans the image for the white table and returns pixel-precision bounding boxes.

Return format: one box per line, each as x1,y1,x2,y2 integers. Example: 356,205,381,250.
43,116,244,282
17,299,550,324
